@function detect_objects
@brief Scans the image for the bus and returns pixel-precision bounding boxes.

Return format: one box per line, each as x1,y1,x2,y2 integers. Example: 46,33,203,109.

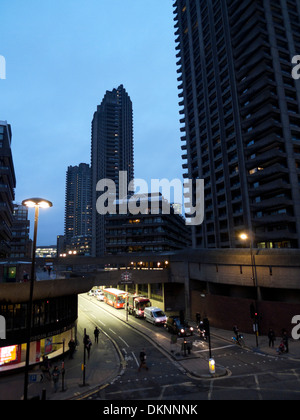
102,288,128,309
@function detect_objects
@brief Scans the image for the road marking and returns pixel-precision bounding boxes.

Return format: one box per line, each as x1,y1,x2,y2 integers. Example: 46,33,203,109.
194,344,235,353
208,380,214,400
132,351,139,367
109,328,117,335
98,319,106,326
119,336,129,347
254,374,263,400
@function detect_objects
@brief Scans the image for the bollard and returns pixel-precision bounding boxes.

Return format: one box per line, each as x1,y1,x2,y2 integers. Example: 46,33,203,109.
209,358,215,375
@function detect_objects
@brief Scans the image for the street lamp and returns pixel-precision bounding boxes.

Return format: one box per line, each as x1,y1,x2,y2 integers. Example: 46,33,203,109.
240,231,259,346
22,197,52,401
239,232,257,291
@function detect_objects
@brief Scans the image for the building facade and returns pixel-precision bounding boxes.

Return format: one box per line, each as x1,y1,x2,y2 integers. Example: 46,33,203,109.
64,163,92,253
91,85,134,256
0,121,16,257
10,204,31,259
0,277,93,371
173,0,300,249
105,193,191,254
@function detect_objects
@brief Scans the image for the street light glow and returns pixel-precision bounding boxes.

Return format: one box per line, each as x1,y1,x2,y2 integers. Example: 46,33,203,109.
22,197,53,209
240,233,248,240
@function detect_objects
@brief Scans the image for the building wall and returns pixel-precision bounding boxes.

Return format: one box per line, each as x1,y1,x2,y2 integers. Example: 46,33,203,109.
65,163,92,245
173,0,300,249
0,121,16,257
190,290,299,337
91,85,134,257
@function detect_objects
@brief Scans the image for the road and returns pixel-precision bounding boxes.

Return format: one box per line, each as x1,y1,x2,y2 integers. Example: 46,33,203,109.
79,294,300,400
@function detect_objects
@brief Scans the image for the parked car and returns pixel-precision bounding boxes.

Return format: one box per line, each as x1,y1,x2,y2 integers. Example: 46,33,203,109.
144,307,167,325
165,315,194,336
97,292,104,301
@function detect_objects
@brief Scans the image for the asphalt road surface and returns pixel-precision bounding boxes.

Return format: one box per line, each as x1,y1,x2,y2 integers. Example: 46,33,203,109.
79,295,300,400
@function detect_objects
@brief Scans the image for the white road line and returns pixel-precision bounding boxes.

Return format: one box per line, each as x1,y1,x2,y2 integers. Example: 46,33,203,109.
208,380,214,400
119,336,130,348
194,344,235,353
109,328,117,335
98,319,106,326
132,351,139,367
254,374,263,400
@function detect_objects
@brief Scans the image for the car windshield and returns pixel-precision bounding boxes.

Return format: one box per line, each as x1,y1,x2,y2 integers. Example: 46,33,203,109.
154,311,164,317
174,318,188,327
139,301,151,310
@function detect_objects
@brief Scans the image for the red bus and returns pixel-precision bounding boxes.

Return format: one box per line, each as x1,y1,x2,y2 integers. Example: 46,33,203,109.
102,288,128,309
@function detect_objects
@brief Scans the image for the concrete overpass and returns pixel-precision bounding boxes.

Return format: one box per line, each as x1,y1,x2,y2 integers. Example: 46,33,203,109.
44,247,300,334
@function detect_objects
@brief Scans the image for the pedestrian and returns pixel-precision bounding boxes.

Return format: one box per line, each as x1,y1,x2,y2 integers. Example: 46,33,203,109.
268,328,276,348
83,333,89,346
138,348,148,371
52,365,60,392
68,338,76,359
277,340,285,355
86,337,92,359
282,331,289,353
233,325,239,340
94,326,100,344
40,356,51,382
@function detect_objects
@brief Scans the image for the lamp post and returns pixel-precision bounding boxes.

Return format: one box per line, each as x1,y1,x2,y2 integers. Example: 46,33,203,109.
240,232,259,347
22,198,52,401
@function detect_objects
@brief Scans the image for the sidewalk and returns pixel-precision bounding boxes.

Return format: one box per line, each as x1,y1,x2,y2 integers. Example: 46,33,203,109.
211,326,300,360
0,320,122,400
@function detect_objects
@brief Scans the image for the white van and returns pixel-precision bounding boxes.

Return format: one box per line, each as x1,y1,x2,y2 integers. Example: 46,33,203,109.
144,307,167,326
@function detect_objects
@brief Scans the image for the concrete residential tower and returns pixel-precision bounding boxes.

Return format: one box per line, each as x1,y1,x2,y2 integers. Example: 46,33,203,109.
173,0,300,249
91,85,134,256
64,163,92,251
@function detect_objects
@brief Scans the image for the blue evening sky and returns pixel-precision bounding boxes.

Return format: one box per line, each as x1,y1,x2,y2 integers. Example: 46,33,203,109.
0,0,183,246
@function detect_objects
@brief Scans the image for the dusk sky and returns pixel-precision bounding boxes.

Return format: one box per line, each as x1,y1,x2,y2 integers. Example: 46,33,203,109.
0,0,183,246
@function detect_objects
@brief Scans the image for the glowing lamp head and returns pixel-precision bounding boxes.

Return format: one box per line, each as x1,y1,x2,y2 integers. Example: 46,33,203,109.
240,233,248,241
22,198,53,209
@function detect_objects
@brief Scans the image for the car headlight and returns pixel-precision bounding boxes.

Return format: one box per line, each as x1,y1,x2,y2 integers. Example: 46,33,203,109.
190,327,194,331
180,328,185,334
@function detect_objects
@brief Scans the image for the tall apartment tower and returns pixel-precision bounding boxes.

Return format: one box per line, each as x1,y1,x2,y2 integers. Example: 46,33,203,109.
10,204,31,259
64,163,92,246
173,0,300,249
91,85,134,256
0,121,16,257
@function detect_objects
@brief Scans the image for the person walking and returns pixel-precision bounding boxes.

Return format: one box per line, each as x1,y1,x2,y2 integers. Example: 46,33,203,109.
268,328,276,348
233,325,239,341
282,330,289,353
94,326,100,344
86,337,92,359
40,356,51,382
68,338,76,359
52,366,60,393
138,348,148,372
